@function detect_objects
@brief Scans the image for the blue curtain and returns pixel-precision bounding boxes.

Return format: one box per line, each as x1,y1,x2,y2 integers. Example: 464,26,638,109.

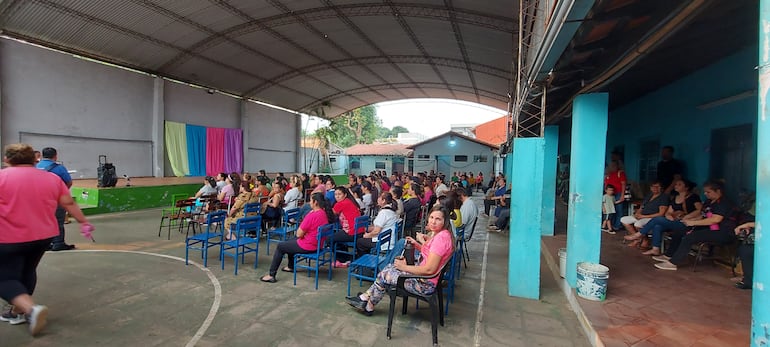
186,124,207,177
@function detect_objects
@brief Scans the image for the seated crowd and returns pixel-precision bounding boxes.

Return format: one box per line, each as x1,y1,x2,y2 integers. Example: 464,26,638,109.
185,168,485,315
600,157,755,288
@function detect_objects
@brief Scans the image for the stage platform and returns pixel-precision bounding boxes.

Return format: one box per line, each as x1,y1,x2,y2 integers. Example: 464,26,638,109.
72,176,204,189
70,174,349,215
71,177,204,215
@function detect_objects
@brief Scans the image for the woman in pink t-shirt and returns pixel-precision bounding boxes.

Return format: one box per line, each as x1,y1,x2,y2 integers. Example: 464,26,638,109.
0,144,93,336
345,205,455,316
260,192,336,283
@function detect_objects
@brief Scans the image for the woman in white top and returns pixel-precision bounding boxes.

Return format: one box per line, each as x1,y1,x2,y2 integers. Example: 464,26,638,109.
194,176,218,198
283,175,302,210
356,193,400,256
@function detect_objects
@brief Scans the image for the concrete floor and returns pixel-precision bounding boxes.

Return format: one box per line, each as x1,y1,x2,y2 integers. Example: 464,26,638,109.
2,197,590,347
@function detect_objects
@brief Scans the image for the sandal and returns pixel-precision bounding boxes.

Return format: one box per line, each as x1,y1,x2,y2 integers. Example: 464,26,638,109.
281,267,293,273
627,239,641,248
623,232,642,241
260,275,276,283
641,249,661,256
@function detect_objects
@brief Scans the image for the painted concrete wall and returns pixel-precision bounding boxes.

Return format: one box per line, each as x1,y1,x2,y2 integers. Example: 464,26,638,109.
350,156,402,175
606,46,758,189
0,39,154,178
163,81,240,129
411,137,495,177
244,101,300,173
1,38,301,178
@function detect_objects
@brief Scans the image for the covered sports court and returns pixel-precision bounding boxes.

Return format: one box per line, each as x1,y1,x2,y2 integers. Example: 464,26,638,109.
0,0,767,346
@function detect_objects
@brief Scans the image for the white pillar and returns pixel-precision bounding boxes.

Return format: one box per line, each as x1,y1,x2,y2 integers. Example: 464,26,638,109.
151,78,164,177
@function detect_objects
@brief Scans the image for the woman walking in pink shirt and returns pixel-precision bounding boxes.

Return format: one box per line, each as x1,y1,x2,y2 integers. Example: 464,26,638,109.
0,144,94,336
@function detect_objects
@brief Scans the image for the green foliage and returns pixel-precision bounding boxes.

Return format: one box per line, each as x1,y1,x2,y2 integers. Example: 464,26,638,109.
310,105,410,146
329,105,380,147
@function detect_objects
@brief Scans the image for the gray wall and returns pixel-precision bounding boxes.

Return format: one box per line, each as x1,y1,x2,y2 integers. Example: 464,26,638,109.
0,39,154,178
245,102,300,173
412,136,496,177
1,38,301,178
164,81,240,129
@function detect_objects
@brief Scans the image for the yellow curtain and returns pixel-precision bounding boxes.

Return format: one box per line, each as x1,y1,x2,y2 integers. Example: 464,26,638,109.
164,121,190,177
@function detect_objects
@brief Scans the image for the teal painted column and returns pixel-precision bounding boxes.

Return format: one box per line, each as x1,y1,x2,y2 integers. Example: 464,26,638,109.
542,125,559,236
752,3,769,345
565,93,608,287
508,137,544,299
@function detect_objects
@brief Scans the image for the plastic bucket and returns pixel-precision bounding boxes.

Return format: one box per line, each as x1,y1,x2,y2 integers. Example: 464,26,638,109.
558,248,567,278
576,262,610,301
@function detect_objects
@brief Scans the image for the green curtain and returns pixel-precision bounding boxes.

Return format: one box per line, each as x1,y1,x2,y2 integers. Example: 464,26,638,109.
164,121,190,177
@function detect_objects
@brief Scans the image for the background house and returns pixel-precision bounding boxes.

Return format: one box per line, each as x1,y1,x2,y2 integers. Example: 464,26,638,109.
345,143,412,175
301,137,347,174
407,131,498,177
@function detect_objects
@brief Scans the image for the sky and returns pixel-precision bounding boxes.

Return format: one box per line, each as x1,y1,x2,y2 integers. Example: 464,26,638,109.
302,98,506,138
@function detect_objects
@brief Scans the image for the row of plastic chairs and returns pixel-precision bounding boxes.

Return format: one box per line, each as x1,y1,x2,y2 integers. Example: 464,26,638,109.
184,206,301,275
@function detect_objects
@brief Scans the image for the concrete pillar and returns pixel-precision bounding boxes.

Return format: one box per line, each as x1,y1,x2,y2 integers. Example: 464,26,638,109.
542,125,559,236
565,93,608,287
752,3,769,344
240,100,249,172
296,114,302,173
508,137,544,299
151,78,164,177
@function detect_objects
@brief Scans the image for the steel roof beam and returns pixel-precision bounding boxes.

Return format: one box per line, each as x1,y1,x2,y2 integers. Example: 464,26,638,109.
243,55,510,97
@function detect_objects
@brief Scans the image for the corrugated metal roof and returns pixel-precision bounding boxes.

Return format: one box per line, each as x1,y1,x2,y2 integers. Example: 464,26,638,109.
0,0,516,117
345,143,412,156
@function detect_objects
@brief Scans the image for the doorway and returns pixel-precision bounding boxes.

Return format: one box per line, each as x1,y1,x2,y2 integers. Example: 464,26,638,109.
709,124,755,202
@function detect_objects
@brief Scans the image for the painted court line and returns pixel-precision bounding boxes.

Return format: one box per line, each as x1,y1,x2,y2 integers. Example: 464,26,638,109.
50,250,221,347
473,230,491,347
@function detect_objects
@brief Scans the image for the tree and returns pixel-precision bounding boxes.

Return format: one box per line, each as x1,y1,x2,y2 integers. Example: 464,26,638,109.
329,105,380,147
391,126,409,135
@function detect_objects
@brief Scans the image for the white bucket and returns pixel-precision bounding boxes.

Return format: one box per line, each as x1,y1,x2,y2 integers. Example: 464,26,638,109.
558,248,567,278
576,262,610,301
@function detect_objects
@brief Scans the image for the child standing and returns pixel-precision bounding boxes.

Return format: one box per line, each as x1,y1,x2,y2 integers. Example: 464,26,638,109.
602,185,617,234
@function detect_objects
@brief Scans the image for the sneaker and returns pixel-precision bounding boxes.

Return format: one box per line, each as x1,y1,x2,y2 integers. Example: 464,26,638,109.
0,308,26,325
27,305,48,336
654,261,677,271
345,296,367,310
603,229,616,235
652,255,671,262
50,244,75,251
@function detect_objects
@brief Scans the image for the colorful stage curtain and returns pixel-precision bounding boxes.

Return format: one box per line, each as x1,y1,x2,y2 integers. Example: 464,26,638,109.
206,128,226,176
224,128,243,173
185,124,207,177
164,121,190,177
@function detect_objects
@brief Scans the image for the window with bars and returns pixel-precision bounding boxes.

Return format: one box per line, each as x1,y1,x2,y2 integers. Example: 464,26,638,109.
638,139,660,184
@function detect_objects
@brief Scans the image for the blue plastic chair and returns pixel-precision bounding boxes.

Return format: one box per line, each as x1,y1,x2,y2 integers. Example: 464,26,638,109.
334,215,370,264
243,202,261,216
293,223,336,290
443,245,462,315
346,228,397,296
454,224,467,274
267,208,300,255
220,215,261,275
185,210,226,267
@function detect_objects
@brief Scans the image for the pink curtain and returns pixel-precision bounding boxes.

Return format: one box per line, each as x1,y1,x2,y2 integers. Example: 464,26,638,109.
224,129,243,173
206,128,225,176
